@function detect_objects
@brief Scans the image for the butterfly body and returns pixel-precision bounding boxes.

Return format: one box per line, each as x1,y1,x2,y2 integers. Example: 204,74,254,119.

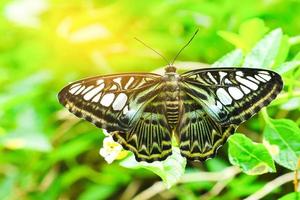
58,66,283,162
161,70,182,128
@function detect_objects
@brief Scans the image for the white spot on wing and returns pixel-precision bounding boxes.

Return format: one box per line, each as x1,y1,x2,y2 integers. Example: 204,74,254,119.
70,83,81,89
97,79,104,85
236,71,244,76
82,85,94,94
112,93,128,111
236,76,258,90
219,72,227,80
258,73,271,81
75,86,85,95
83,84,104,101
92,93,101,102
135,80,146,88
190,75,197,79
216,101,223,109
224,78,232,84
255,75,267,82
110,85,117,90
69,85,81,94
113,77,122,85
124,77,134,89
240,85,251,94
207,72,218,84
259,71,270,75
228,87,244,100
216,88,232,105
100,93,115,107
247,76,259,84
123,105,129,115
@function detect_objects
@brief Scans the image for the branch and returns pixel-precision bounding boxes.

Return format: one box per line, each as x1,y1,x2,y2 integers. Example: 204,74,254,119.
132,166,240,200
245,172,299,200
201,179,232,200
132,182,165,200
179,166,240,183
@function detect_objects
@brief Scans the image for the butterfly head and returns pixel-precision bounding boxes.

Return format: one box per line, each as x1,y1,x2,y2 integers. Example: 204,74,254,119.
165,65,177,73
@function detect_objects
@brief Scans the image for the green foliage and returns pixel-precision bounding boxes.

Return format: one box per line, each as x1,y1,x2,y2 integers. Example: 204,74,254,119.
211,49,243,67
218,18,269,53
263,119,300,170
279,192,300,200
228,134,275,175
243,28,283,68
0,0,300,199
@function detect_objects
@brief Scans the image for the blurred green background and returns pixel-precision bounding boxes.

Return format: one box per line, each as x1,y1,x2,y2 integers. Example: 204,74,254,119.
1,0,300,199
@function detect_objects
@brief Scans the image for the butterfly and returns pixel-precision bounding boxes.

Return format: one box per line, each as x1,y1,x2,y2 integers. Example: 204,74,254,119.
58,65,283,162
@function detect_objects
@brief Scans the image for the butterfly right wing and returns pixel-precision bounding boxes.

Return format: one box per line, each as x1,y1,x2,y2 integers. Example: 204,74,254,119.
176,92,236,161
181,68,283,126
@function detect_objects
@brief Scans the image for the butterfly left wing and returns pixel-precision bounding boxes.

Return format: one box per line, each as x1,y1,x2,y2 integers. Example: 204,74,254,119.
58,73,162,132
181,68,283,126
111,94,172,162
58,73,173,162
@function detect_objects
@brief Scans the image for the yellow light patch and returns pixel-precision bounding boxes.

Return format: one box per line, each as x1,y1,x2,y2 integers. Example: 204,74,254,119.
4,138,26,150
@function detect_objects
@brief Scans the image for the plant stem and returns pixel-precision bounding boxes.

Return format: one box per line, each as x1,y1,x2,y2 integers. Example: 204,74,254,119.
245,172,300,200
294,159,300,192
289,35,300,45
261,108,271,124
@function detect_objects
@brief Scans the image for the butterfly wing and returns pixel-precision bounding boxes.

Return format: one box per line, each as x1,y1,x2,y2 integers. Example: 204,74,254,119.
58,73,172,162
176,93,236,161
58,73,162,131
181,68,283,126
111,94,172,162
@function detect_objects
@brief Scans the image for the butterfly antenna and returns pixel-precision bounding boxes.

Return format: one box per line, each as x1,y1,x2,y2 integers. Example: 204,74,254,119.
134,37,171,66
171,28,199,65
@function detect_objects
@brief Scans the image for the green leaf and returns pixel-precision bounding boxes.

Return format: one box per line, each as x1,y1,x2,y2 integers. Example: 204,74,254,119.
120,147,186,188
263,119,300,170
79,185,116,200
211,49,243,67
293,51,300,61
243,28,283,68
273,35,290,67
238,18,269,52
228,133,276,175
275,61,300,75
218,31,246,50
218,18,268,53
279,192,300,200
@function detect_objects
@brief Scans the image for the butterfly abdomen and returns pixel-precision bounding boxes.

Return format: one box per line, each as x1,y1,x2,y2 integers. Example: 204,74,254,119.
163,74,181,127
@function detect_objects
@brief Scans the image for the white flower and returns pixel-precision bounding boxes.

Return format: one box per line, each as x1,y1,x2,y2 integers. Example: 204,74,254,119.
99,136,128,164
